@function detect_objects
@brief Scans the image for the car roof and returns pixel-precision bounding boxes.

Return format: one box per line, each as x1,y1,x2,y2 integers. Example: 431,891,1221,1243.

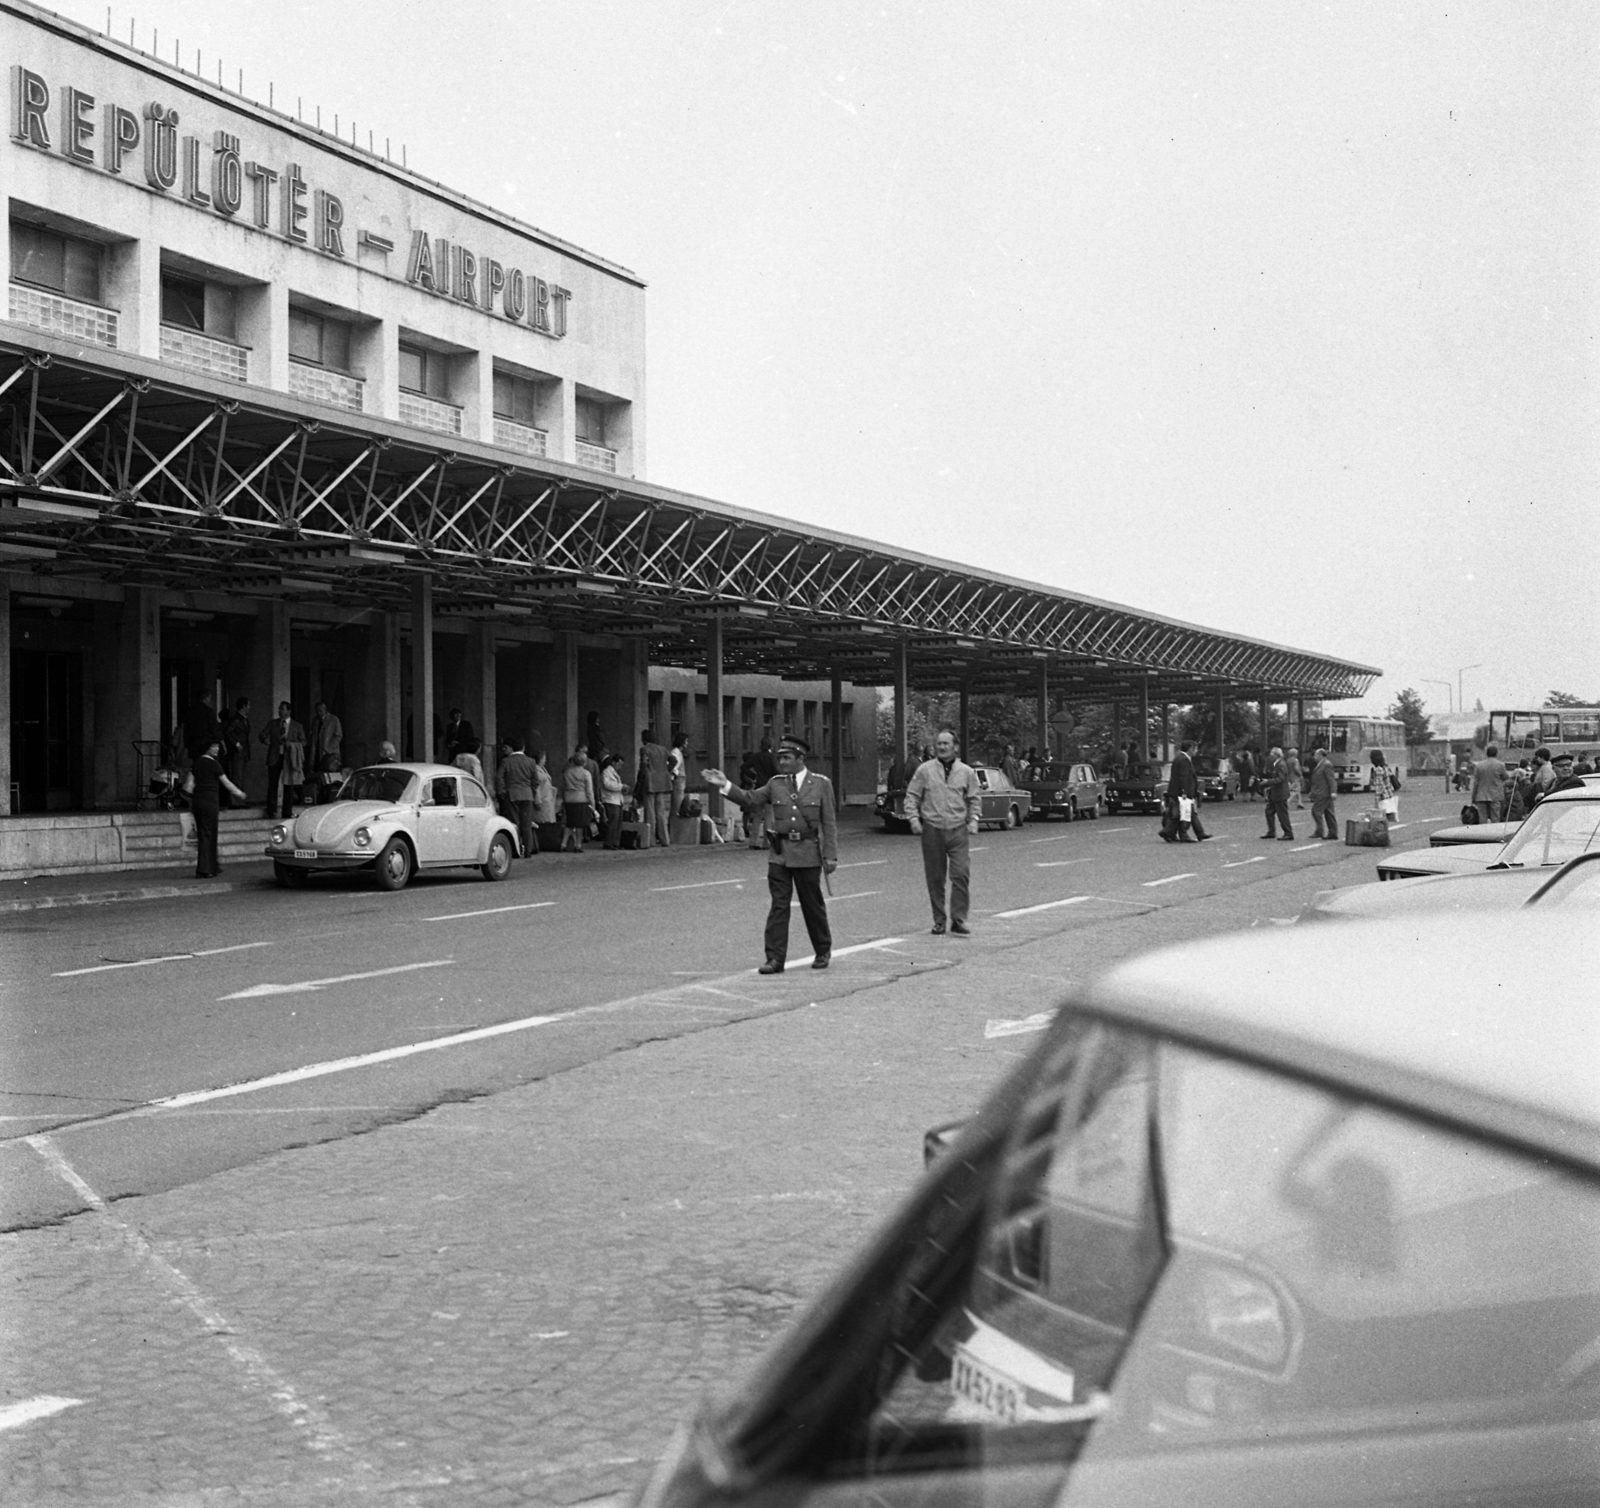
355,762,473,780
1078,915,1600,1171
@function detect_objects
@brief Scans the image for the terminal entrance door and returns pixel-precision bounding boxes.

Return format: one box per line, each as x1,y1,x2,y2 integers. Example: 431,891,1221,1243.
10,648,83,812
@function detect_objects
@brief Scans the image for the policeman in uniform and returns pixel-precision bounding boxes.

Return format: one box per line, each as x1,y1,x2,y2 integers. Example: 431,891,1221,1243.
704,734,838,973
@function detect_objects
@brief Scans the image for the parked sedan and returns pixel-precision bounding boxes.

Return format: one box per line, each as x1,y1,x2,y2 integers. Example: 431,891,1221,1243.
264,762,519,890
874,767,1031,832
634,915,1600,1508
1105,760,1170,815
1194,754,1239,801
1019,762,1103,821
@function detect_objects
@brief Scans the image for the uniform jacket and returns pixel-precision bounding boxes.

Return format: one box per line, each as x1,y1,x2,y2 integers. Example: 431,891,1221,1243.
1308,758,1338,801
723,770,838,869
259,716,307,783
905,757,983,831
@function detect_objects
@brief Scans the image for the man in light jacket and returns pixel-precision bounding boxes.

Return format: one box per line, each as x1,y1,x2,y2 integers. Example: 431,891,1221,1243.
1470,744,1510,823
905,728,984,936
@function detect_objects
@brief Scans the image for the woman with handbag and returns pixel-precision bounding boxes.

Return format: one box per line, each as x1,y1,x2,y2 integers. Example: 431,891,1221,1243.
560,746,596,853
1370,749,1399,822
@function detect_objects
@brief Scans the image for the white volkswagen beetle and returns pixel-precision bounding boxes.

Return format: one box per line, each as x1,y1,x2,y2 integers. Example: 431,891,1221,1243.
264,762,519,891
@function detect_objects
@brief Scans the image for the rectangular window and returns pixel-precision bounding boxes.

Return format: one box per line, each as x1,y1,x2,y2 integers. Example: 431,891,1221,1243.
804,701,819,751
398,342,449,398
161,274,206,331
10,222,104,303
575,397,607,446
493,371,540,424
783,699,798,738
670,692,688,748
289,309,352,371
741,698,756,752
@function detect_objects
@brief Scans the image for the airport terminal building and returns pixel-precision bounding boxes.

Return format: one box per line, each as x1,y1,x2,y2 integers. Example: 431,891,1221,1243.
0,2,1374,873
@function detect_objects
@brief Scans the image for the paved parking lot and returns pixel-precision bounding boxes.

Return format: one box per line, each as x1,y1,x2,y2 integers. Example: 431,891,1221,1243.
0,786,1460,1505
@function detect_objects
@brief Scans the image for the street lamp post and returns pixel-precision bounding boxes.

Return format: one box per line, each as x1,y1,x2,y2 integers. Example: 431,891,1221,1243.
1457,663,1484,716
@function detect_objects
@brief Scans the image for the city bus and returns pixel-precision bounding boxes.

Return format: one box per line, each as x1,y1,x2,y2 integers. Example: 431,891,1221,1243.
1298,716,1407,792
1483,708,1600,761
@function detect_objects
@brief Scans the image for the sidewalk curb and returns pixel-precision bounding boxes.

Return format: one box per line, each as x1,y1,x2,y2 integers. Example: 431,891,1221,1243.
0,880,236,913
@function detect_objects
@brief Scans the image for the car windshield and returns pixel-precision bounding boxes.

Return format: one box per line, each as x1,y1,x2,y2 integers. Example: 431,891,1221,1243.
1496,799,1600,868
725,1016,1600,1501
1124,764,1159,779
336,767,415,804
1195,757,1226,775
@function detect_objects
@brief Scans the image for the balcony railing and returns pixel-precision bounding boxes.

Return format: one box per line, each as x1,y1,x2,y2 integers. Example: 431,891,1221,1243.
289,361,365,414
493,416,548,457
575,440,618,474
9,282,118,349
398,389,462,436
160,324,249,382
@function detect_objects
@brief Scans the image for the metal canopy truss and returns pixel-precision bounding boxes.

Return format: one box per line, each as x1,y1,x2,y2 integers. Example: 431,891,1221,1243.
0,335,1378,701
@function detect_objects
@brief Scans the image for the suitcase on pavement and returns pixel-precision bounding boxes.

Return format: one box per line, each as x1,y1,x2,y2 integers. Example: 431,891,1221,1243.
1345,811,1390,847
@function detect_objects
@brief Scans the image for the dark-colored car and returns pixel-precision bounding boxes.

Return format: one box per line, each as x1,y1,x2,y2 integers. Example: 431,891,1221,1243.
1019,761,1104,822
874,767,1032,833
1105,760,1170,815
1194,755,1239,802
636,915,1600,1508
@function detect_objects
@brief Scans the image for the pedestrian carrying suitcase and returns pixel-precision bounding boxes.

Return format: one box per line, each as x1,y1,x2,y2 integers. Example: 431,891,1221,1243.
1345,811,1390,847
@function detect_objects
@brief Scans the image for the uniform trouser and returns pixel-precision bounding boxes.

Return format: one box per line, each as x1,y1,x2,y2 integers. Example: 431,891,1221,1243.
764,864,830,964
1264,795,1294,838
920,824,971,926
649,791,673,845
1311,796,1337,837
193,797,220,876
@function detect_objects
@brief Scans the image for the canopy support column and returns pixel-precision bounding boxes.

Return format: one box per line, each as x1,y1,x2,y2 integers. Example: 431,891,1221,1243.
1140,674,1151,761
959,678,971,761
830,665,843,798
893,638,908,781
410,573,433,762
1035,660,1049,760
706,614,723,820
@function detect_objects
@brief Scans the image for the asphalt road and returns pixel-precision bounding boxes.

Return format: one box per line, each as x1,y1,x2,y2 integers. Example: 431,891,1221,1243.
0,783,1461,1505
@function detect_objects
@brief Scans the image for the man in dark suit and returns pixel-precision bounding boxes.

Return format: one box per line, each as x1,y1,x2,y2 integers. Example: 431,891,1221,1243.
1162,740,1211,843
705,734,838,974
1260,746,1295,840
258,701,305,819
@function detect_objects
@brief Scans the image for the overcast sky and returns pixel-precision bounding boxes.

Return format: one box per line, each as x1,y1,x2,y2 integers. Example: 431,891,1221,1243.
50,0,1600,718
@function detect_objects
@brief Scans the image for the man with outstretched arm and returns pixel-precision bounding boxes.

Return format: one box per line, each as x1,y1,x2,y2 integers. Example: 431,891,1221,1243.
704,734,838,974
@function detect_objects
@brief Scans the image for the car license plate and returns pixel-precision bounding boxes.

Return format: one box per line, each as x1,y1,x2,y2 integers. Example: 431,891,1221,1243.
293,848,316,859
950,1344,1024,1424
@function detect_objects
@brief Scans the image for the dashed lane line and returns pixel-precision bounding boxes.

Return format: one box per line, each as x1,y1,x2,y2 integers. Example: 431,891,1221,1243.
32,937,911,1124
0,1396,83,1433
53,940,274,978
1221,856,1267,868
1026,834,1076,845
424,900,557,920
1291,843,1323,852
1036,858,1091,868
792,890,880,907
995,896,1089,918
220,958,454,1000
835,859,887,869
651,878,746,892
1143,873,1196,887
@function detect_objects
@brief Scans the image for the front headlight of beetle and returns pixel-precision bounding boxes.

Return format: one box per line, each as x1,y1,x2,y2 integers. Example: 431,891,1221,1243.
354,827,372,848
269,824,287,846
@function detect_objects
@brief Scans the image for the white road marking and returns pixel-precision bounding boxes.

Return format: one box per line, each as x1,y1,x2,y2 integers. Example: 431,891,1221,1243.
1291,843,1322,852
424,900,557,920
1098,826,1131,833
26,1136,374,1471
996,896,1089,918
984,1010,1057,1038
220,958,454,1000
0,1396,82,1433
1143,873,1195,887
1026,834,1076,845
39,938,908,1123
834,859,887,869
54,940,274,978
1418,816,1453,824
1388,822,1409,830
1221,856,1267,868
792,890,879,906
969,846,990,852
1036,858,1091,868
651,877,745,892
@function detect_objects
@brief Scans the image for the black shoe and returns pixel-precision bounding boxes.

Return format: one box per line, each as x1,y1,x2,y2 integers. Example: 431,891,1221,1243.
758,960,785,974
1196,833,1213,841
930,921,946,935
811,954,830,970
1260,833,1277,839
1278,836,1295,841
951,921,970,936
